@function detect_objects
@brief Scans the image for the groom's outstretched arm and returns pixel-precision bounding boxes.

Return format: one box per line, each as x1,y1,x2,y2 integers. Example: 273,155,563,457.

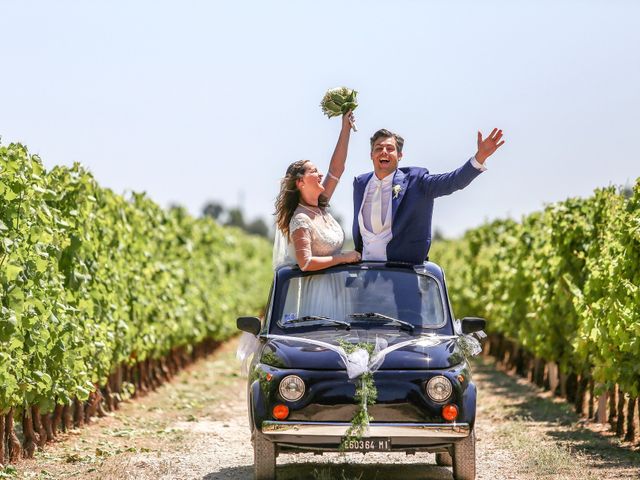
422,128,505,198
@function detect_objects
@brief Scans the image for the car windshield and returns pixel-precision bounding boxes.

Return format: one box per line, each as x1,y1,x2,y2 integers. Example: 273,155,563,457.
273,267,445,330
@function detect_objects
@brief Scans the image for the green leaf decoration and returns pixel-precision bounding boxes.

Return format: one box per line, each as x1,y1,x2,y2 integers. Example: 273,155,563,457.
320,87,359,118
338,339,378,447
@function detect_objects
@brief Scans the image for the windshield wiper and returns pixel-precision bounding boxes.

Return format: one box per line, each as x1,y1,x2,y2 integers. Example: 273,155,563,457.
282,315,351,329
348,312,415,332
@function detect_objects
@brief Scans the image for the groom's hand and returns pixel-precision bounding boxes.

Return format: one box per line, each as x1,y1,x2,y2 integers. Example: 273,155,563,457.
339,250,361,264
475,128,505,164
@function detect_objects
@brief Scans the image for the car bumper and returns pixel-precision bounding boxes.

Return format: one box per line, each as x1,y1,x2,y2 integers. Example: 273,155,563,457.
262,421,470,438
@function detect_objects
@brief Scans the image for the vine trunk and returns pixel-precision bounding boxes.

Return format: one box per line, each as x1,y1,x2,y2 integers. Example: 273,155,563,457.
7,409,21,462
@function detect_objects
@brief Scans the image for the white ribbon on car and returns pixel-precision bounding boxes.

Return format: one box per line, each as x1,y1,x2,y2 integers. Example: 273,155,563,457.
236,330,485,437
236,331,486,378
237,332,262,376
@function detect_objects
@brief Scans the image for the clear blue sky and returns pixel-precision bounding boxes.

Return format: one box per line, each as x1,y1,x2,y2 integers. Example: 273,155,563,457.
2,0,638,237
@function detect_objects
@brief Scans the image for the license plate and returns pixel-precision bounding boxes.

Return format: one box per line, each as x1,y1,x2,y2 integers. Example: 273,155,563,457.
341,437,391,451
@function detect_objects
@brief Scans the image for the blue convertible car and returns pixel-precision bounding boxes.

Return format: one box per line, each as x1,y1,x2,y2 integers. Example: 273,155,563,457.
237,261,485,480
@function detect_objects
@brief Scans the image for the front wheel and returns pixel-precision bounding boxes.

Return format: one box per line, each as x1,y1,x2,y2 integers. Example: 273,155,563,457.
436,451,452,466
253,428,276,480
452,428,476,480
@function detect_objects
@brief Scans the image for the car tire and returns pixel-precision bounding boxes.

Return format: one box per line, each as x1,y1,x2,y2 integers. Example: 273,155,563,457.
253,428,276,480
436,451,453,466
452,428,476,480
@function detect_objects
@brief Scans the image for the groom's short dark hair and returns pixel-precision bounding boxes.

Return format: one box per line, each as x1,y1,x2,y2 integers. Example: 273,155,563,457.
370,129,405,154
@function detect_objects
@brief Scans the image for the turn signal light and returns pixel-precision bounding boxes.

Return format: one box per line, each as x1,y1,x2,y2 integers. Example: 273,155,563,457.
442,404,458,421
272,404,290,420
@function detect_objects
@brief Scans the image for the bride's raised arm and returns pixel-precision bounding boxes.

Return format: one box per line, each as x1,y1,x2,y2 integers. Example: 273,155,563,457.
321,111,354,202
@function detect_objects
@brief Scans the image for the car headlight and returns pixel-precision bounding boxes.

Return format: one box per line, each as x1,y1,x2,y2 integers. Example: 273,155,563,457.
279,375,305,402
426,375,452,402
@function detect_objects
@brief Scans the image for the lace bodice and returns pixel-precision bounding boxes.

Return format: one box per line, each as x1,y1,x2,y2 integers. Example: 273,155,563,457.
288,204,344,269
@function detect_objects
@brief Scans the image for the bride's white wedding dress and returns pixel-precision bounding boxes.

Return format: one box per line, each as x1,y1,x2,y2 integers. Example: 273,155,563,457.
273,204,348,322
273,204,344,270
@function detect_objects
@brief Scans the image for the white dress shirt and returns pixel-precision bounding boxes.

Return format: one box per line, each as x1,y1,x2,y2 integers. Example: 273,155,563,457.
358,157,486,261
469,157,487,172
361,172,394,233
358,172,394,261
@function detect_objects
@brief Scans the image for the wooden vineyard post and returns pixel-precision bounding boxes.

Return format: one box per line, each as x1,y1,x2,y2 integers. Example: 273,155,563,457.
624,397,637,442
616,392,626,437
0,412,5,467
597,389,608,424
547,362,559,395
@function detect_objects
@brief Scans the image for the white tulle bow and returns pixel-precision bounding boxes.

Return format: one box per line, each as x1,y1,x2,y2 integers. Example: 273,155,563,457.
236,331,486,378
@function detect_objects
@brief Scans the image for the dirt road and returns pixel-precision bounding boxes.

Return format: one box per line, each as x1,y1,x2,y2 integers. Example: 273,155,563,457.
13,338,640,480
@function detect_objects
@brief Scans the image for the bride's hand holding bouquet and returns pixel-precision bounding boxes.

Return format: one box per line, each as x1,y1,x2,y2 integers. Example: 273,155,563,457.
321,87,358,132
272,87,361,271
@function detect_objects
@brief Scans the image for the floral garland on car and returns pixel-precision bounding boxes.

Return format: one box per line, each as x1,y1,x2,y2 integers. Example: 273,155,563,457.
338,340,377,446
336,333,485,446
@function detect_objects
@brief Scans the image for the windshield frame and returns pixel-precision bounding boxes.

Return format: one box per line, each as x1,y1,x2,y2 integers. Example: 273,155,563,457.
267,263,451,336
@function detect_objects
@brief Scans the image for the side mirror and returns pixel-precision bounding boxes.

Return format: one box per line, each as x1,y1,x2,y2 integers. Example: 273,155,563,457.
461,317,486,334
237,316,262,336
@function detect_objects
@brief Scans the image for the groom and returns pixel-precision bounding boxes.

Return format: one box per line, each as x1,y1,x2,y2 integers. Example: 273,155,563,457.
353,128,505,264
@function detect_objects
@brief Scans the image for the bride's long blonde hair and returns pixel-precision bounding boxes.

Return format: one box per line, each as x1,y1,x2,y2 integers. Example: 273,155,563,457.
274,160,328,239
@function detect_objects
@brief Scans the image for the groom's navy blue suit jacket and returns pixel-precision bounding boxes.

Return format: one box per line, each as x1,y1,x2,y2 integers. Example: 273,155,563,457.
352,160,482,265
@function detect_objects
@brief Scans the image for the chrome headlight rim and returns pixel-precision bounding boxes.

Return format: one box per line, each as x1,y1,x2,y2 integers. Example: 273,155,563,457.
426,375,453,403
278,374,306,402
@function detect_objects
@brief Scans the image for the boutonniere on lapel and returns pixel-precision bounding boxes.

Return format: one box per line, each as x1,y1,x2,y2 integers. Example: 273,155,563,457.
392,184,402,199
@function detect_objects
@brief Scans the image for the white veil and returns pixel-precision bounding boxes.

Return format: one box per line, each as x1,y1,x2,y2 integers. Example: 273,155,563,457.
272,227,295,270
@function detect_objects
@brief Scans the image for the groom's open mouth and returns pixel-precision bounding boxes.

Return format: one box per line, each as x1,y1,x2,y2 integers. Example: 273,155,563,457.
379,159,391,166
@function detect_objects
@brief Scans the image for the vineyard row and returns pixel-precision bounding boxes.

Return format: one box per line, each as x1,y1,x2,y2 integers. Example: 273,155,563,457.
431,179,640,440
0,143,272,462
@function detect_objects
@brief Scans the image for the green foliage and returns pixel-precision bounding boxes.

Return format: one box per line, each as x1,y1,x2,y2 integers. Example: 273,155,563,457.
431,181,640,396
201,201,270,238
0,465,18,478
338,340,377,446
320,87,358,118
0,142,272,414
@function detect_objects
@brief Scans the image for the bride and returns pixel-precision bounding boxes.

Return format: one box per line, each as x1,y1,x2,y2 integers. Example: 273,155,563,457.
274,112,361,271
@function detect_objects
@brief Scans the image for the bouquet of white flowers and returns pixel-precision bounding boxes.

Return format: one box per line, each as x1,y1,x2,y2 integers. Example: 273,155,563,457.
320,87,358,131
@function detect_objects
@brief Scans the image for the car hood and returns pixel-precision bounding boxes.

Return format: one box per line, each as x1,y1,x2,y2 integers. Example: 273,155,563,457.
259,330,466,370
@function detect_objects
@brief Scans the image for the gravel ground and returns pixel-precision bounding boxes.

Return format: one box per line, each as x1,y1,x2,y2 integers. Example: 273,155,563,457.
14,338,640,480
